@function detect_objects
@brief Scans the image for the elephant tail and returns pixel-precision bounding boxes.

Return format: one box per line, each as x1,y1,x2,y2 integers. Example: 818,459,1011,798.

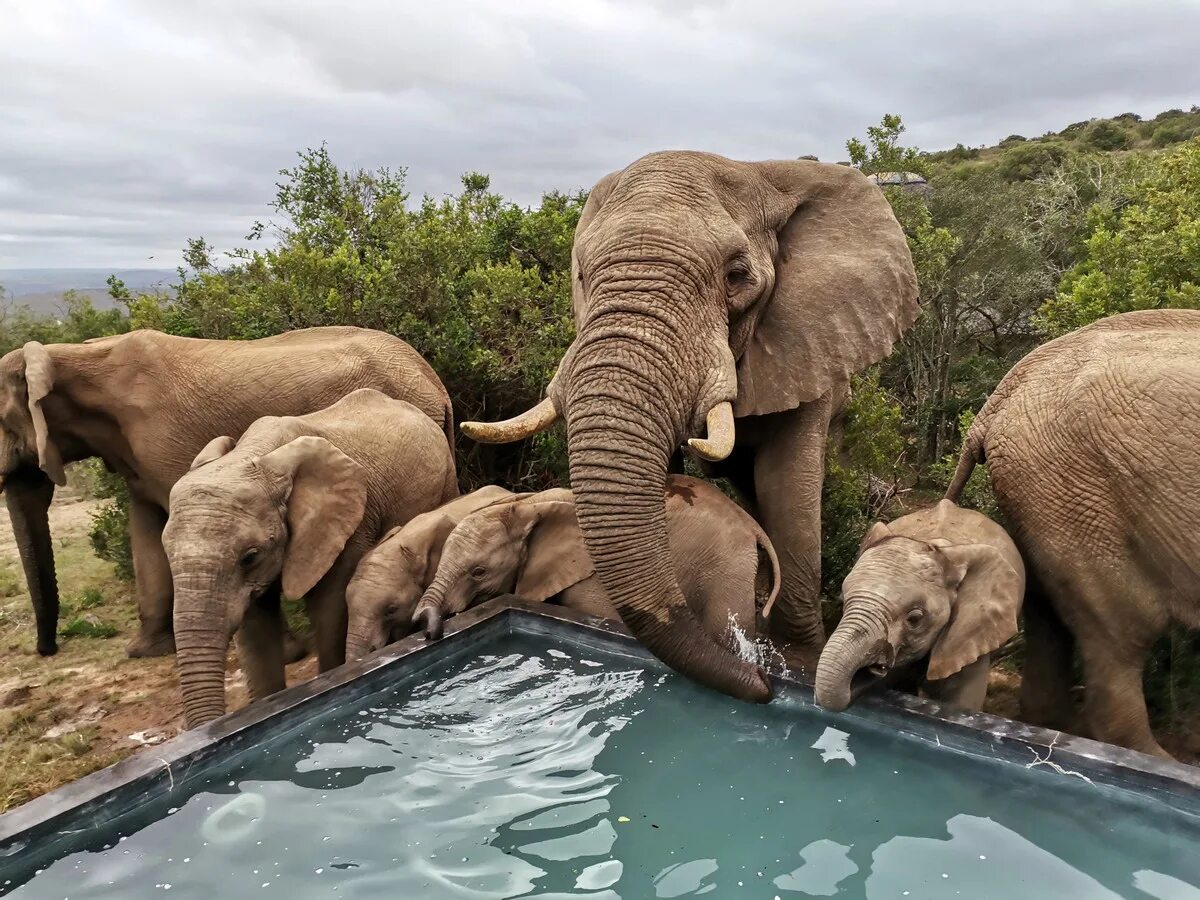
755,529,782,621
945,424,985,503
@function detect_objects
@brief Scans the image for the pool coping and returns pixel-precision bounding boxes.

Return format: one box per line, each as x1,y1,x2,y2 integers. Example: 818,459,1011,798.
1,596,1197,856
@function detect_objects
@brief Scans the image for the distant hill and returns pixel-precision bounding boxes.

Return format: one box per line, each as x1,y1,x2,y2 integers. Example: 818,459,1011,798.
923,106,1200,180
0,268,175,314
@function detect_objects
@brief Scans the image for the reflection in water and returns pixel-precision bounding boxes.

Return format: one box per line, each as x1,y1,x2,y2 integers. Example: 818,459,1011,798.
5,634,1200,898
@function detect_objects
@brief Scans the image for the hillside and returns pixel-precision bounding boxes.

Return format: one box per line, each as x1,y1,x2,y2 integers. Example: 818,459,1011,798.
925,106,1200,179
0,269,174,314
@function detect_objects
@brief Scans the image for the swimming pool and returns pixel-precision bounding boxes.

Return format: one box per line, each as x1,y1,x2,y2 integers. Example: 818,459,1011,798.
1,599,1197,898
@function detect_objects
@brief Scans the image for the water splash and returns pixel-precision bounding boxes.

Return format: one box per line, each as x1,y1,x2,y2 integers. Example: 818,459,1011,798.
727,615,792,680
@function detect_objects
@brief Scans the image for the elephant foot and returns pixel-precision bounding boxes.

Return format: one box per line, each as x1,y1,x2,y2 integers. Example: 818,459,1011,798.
126,630,177,658
37,639,59,657
283,630,310,665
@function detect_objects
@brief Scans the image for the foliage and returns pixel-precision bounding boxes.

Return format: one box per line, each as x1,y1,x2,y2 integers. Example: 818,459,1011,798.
132,146,581,493
995,140,1070,182
1083,119,1132,151
846,114,928,177
0,293,128,357
87,469,133,583
1038,139,1200,336
821,371,906,603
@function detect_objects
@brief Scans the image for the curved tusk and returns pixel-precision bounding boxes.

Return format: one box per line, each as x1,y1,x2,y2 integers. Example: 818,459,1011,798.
460,397,559,444
687,402,735,461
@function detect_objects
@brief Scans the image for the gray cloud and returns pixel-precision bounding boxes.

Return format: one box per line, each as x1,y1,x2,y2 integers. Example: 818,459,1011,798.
1,0,1196,267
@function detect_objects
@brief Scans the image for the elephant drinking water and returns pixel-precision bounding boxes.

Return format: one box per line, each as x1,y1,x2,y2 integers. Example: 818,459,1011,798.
460,152,917,701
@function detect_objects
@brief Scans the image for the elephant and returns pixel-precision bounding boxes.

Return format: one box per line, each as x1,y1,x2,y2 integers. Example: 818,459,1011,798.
0,326,453,659
946,309,1200,758
410,475,780,650
160,389,458,727
459,151,917,702
344,485,518,659
814,499,1024,713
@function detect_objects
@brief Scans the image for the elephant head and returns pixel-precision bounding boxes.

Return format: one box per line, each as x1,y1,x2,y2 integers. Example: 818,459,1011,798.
412,489,590,639
344,485,516,659
162,431,367,727
0,342,69,656
814,518,1024,712
461,152,916,701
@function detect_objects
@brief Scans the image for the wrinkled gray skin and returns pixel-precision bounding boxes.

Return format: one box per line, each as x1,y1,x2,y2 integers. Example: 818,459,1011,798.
0,327,453,659
161,390,457,728
815,500,1024,713
411,476,780,647
462,151,917,702
948,309,1200,758
344,485,517,659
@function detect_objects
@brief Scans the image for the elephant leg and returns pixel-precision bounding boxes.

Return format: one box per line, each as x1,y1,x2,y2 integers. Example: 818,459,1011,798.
237,585,287,701
5,470,59,656
306,549,361,673
126,496,176,658
1077,629,1166,758
754,395,832,665
924,655,990,712
1018,580,1078,732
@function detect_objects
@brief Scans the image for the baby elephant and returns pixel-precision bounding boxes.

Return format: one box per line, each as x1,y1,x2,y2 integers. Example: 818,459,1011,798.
815,499,1024,712
410,475,780,643
344,485,518,658
162,389,458,728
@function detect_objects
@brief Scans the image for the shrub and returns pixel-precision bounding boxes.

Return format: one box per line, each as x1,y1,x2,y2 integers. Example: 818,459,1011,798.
1082,119,1131,151
88,471,133,583
996,141,1069,181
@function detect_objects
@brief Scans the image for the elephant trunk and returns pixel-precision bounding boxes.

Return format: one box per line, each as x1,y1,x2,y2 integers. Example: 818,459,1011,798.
345,614,387,660
564,314,771,703
413,581,450,640
5,470,59,656
172,567,233,729
814,605,893,711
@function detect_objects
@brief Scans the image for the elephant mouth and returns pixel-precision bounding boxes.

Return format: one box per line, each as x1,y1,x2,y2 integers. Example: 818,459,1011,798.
849,646,897,699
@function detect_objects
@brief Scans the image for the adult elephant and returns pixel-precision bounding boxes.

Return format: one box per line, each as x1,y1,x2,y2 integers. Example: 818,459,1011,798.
462,152,918,701
0,327,453,658
947,309,1200,757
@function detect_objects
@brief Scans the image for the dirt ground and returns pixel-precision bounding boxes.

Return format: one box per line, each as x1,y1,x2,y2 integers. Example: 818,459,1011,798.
0,485,1194,813
0,484,317,812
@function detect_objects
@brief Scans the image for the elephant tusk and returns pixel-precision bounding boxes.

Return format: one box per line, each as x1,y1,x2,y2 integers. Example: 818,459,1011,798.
461,397,559,444
687,402,735,462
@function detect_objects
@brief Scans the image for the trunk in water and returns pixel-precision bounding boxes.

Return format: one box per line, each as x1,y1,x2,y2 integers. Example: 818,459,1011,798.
565,342,771,703
173,570,231,729
814,609,890,711
6,470,59,656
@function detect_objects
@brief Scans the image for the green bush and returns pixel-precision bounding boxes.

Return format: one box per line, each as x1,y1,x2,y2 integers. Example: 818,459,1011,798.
821,371,906,610
88,470,133,583
1152,121,1199,148
1082,119,1132,151
996,141,1070,181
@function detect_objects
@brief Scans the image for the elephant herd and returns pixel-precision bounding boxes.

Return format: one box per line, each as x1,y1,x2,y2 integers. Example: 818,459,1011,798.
0,151,1196,762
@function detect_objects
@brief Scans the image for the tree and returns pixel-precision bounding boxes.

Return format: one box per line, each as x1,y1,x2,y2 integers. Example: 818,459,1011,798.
846,114,928,176
1038,139,1200,336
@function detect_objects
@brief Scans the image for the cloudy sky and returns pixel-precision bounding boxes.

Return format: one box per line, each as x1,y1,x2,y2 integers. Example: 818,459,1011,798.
2,0,1197,268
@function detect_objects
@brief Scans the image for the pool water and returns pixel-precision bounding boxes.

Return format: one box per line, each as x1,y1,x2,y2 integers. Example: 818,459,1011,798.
5,633,1199,899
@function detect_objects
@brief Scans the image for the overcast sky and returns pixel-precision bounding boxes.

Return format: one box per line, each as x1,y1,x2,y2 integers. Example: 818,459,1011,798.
2,0,1197,268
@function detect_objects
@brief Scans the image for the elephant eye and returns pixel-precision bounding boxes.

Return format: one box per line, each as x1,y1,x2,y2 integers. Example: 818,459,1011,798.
470,565,487,580
239,548,260,569
905,609,925,627
726,265,752,288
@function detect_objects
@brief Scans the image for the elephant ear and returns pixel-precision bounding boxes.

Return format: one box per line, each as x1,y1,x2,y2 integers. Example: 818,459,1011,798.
259,436,368,600
927,542,1025,681
21,342,66,486
514,499,594,602
857,520,893,555
189,435,236,470
734,162,919,416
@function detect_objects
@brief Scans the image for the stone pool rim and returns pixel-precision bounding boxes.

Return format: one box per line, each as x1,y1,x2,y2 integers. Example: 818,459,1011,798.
1,595,1197,856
